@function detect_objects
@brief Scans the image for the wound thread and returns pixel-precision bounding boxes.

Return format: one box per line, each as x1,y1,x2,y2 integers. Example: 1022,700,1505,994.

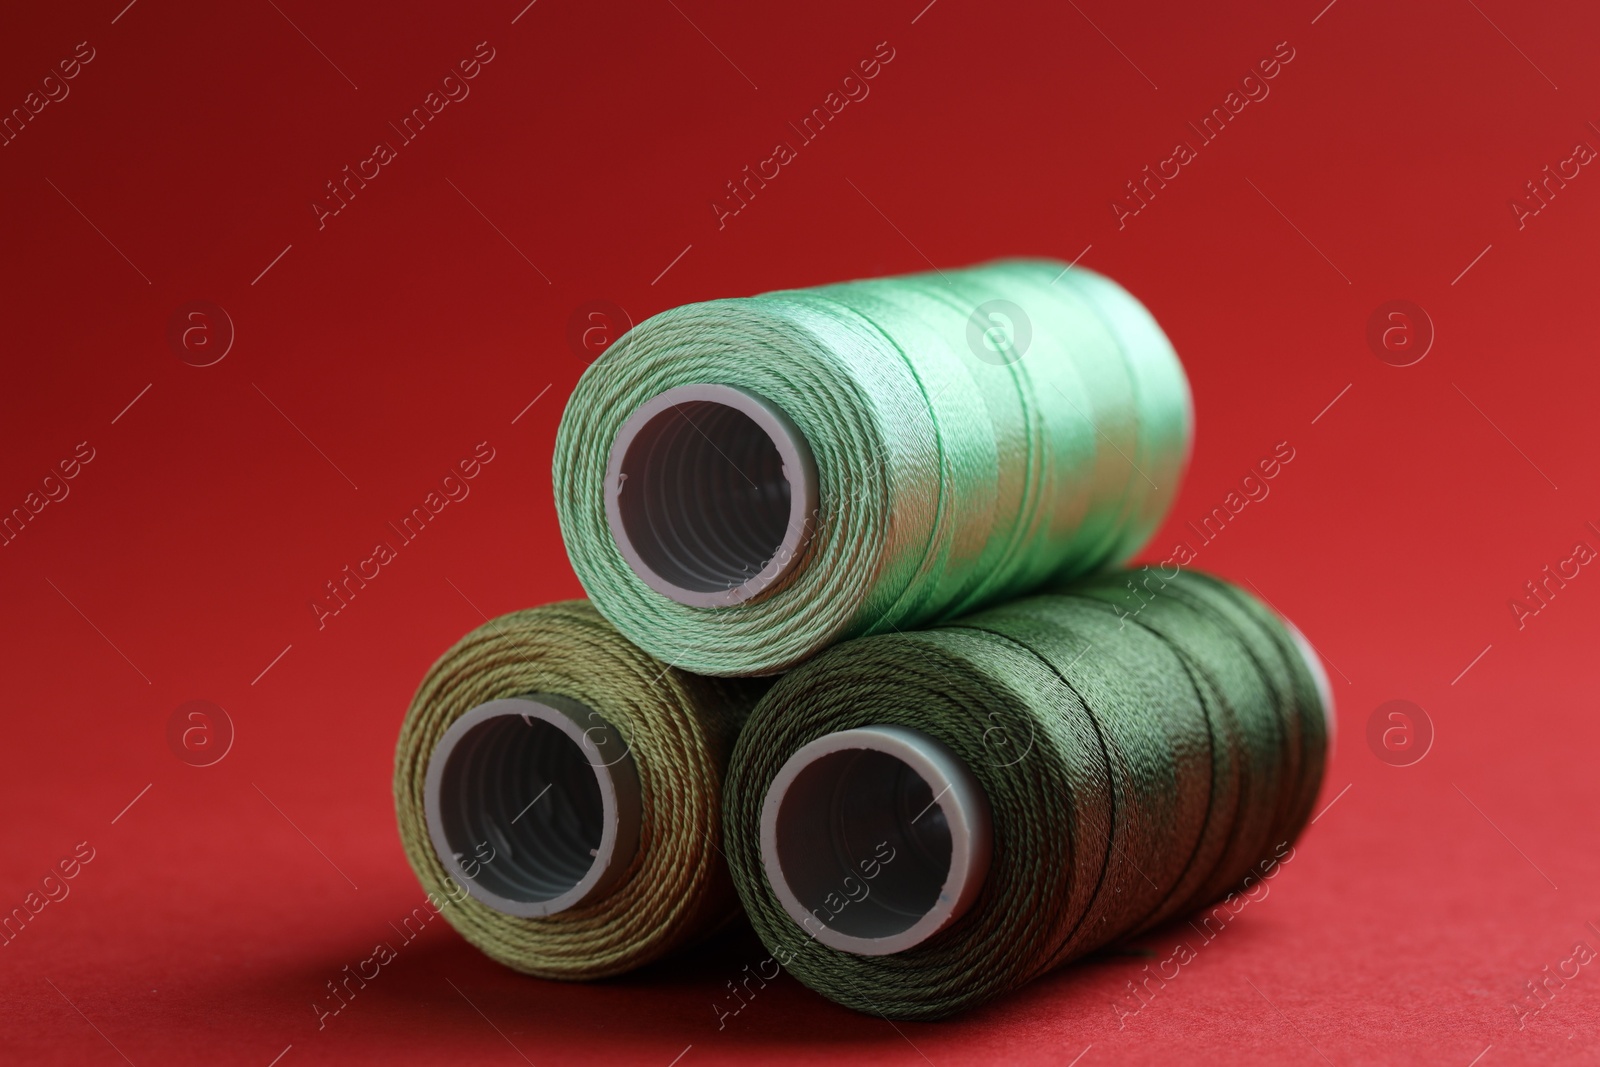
722,569,1329,1019
394,601,766,980
554,258,1193,676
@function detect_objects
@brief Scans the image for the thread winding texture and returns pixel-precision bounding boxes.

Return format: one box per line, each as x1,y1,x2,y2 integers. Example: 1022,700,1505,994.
553,259,1193,676
722,570,1328,1019
394,601,765,979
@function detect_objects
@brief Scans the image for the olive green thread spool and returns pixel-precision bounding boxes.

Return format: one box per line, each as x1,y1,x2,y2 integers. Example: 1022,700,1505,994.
394,601,766,980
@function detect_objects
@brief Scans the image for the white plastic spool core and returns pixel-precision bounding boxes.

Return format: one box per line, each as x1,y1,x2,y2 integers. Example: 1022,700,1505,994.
605,384,818,608
760,726,992,956
423,695,641,917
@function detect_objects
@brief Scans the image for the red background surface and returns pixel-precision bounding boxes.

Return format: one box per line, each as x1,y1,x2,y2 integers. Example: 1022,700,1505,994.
3,0,1598,1063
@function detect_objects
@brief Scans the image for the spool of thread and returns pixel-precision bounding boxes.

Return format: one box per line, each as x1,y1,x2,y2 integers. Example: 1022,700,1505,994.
394,601,766,980
553,258,1193,676
722,570,1330,1019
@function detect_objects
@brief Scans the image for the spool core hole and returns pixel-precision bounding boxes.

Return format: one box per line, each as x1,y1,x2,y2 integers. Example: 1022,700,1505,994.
773,749,953,939
760,726,992,955
606,385,816,607
424,698,640,917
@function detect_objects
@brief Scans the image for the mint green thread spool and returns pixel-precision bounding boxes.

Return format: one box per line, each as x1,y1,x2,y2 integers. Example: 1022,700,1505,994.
553,259,1193,677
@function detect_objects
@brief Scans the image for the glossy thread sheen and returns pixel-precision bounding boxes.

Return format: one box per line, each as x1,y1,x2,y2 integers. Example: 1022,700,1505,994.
722,570,1328,1019
554,259,1193,676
